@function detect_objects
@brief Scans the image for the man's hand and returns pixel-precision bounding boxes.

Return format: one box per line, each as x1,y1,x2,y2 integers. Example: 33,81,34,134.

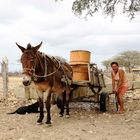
112,90,117,94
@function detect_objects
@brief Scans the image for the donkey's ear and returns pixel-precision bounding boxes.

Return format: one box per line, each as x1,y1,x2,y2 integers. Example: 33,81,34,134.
16,43,25,53
34,42,43,52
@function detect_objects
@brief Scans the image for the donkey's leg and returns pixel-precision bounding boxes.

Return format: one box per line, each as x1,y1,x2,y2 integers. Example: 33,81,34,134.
65,89,70,117
45,99,51,125
36,90,44,124
44,90,52,125
57,95,64,117
37,97,44,124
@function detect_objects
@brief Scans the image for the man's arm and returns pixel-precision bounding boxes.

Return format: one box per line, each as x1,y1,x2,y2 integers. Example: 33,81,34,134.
111,72,116,92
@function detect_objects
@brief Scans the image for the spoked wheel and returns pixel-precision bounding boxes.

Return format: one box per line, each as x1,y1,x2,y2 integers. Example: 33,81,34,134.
99,92,110,112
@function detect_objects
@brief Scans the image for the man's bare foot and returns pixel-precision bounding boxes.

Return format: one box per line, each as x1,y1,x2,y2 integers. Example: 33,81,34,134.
118,109,125,114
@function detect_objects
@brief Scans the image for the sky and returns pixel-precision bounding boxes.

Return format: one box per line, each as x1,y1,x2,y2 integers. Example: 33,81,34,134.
0,0,140,72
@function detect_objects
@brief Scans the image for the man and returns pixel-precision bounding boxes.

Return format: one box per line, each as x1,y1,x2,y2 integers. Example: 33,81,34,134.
111,62,128,113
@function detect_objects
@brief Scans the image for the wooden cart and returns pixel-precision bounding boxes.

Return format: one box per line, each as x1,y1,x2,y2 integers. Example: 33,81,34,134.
69,50,109,112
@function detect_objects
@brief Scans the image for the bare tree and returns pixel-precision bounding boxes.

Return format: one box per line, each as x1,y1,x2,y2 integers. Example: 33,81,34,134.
102,50,140,72
72,0,140,19
114,51,140,72
56,0,140,20
102,59,111,69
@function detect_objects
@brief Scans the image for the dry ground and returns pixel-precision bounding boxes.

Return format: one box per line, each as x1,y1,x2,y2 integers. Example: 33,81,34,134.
0,76,140,140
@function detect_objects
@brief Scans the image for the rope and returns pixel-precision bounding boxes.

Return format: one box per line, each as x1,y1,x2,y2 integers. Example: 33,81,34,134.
33,60,61,78
42,53,47,76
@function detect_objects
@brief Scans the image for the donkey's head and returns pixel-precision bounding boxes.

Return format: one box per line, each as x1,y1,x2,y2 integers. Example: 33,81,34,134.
16,42,42,86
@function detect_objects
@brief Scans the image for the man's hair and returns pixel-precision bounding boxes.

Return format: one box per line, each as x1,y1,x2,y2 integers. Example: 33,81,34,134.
110,62,119,66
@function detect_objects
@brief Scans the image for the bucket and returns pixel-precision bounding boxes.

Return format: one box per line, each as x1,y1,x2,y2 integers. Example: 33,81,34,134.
70,50,91,65
71,64,89,81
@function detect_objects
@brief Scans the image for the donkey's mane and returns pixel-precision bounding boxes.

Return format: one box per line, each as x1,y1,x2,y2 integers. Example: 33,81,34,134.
34,51,55,78
54,56,68,63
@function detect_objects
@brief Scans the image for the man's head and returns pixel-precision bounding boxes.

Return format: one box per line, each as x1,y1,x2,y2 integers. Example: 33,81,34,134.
111,62,119,72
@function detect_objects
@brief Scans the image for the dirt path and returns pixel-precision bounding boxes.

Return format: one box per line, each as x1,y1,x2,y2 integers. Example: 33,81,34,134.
0,94,140,140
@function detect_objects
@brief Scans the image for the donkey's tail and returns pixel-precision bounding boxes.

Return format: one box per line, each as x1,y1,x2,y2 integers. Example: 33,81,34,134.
7,111,16,114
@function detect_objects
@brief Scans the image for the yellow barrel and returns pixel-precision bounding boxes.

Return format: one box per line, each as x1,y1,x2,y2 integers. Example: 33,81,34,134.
70,50,91,65
71,64,89,81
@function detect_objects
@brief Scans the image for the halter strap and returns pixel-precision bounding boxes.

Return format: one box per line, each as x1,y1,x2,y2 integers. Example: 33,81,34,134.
33,60,61,78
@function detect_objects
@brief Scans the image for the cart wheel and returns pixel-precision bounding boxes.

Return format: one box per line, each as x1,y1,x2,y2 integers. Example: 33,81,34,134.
99,92,109,112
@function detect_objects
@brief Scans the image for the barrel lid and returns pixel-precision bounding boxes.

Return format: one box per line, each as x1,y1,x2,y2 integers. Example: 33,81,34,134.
70,50,91,53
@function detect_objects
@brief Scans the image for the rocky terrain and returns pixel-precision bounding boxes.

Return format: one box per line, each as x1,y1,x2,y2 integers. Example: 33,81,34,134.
0,76,140,140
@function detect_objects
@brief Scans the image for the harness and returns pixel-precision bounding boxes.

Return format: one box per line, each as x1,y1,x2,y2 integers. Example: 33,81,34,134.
22,51,72,85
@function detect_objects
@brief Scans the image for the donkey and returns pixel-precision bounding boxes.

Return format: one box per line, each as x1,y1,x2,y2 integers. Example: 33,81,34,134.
16,42,73,125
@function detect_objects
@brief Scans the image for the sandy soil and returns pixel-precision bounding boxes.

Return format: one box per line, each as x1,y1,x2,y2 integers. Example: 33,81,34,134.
0,76,140,140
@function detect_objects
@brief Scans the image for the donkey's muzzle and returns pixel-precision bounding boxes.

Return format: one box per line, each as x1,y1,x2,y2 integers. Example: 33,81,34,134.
23,80,31,86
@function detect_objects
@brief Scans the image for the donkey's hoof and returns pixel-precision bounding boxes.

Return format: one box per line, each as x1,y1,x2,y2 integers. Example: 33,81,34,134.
66,115,70,118
59,114,63,117
36,122,43,125
46,122,52,127
37,119,43,125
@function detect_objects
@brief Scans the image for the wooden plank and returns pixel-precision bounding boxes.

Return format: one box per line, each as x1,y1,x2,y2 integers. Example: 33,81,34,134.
1,57,8,98
72,80,90,86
